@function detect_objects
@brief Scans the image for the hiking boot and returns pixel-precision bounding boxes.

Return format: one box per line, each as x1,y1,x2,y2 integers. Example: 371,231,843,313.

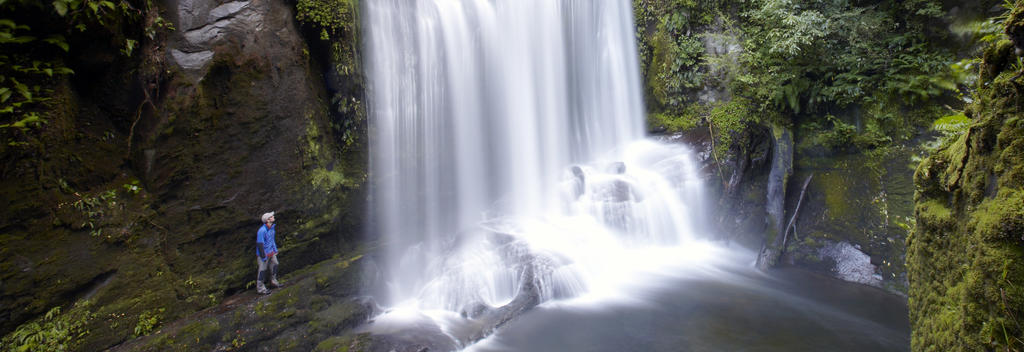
270,279,281,288
256,282,270,295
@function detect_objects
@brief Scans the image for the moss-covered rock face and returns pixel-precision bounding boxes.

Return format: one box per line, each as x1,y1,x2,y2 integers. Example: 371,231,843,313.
0,0,366,349
107,253,375,352
782,146,917,292
907,9,1024,350
631,0,926,292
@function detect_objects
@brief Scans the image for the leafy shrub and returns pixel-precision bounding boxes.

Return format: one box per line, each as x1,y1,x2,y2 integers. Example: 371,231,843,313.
133,308,164,337
1,304,92,352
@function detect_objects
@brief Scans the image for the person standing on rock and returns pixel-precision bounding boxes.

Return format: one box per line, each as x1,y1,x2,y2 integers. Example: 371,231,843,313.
256,212,280,294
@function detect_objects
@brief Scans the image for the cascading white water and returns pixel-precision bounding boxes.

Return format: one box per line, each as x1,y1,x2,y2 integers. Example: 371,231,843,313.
365,0,707,325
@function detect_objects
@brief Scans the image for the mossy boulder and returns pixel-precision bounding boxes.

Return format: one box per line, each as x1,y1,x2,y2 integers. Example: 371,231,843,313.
907,8,1024,350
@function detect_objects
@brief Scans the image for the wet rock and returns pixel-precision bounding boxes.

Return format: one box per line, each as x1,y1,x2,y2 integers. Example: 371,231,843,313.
465,264,542,343
170,0,272,78
569,165,586,200
757,124,793,270
170,49,214,71
608,161,626,174
818,242,882,287
362,316,459,352
595,178,642,203
459,301,491,319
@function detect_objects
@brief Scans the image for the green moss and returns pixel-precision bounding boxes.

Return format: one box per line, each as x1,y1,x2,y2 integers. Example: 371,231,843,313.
310,167,350,190
648,28,674,106
942,132,970,190
648,111,699,132
304,113,363,192
915,200,953,231
969,190,1024,242
176,318,221,347
316,334,371,352
817,172,851,221
315,336,351,352
980,40,1014,82
909,17,1024,349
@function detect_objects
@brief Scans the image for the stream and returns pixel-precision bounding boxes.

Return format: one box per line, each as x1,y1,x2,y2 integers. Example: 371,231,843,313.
469,253,909,352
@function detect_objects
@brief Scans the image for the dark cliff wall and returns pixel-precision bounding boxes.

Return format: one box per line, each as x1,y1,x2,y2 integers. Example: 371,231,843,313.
907,9,1024,350
0,0,365,349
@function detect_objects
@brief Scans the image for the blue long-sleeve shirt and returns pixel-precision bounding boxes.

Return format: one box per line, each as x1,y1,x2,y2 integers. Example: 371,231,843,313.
256,223,278,260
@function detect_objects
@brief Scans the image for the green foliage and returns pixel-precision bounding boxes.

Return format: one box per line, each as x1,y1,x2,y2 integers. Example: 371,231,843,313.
295,0,357,41
799,114,891,153
121,179,141,194
707,97,755,157
0,0,150,146
648,111,698,132
1,303,93,352
636,0,732,116
733,0,953,116
71,188,119,236
133,308,164,337
932,112,971,137
651,30,705,105
909,11,1024,347
230,335,246,350
650,97,757,159
637,0,955,151
295,0,364,149
0,52,72,137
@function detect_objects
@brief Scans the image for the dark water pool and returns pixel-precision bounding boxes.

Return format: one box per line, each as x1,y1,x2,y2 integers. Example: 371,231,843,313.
468,266,909,352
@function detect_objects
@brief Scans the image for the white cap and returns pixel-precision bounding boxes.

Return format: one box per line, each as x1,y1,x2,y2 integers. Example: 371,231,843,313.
261,212,275,223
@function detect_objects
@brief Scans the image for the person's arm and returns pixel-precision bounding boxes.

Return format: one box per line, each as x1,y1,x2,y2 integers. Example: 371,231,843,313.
256,229,266,260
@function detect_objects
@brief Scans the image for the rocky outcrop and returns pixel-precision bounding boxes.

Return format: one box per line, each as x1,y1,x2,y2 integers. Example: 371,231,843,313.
0,0,366,349
907,11,1024,350
756,123,792,269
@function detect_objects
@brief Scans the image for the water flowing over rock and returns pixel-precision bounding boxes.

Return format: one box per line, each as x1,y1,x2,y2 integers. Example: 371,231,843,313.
365,0,645,307
362,0,708,345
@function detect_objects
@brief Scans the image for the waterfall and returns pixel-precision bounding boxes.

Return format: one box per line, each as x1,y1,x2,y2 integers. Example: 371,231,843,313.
365,0,705,317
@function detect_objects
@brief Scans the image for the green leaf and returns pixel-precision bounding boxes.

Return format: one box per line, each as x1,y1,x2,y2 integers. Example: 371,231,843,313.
53,0,68,16
8,113,42,128
932,113,970,136
44,35,69,51
101,0,114,9
88,2,98,13
13,79,30,99
0,19,15,28
0,35,35,44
